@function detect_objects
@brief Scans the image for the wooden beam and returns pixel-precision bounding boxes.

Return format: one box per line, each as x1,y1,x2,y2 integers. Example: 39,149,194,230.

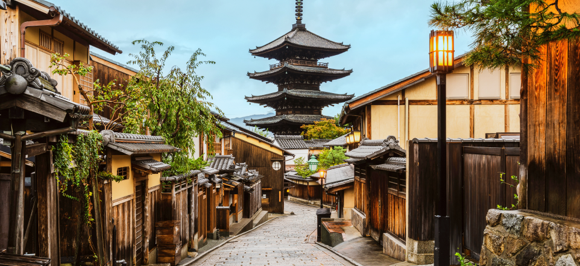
24,143,47,157
366,105,371,139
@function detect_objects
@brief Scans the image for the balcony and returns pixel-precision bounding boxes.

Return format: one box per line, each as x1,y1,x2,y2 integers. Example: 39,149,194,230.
270,60,329,70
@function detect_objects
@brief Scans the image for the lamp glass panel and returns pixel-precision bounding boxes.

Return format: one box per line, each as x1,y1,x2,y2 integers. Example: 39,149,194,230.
353,131,361,142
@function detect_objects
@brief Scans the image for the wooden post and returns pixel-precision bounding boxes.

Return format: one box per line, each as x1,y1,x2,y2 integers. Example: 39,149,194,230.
8,133,25,254
37,150,59,266
92,176,105,266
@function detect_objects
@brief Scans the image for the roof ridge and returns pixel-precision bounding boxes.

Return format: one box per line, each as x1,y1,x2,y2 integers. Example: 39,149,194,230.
250,29,295,53
304,29,351,48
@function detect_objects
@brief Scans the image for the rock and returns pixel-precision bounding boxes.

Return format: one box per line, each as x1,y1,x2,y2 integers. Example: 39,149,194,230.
503,213,524,236
570,227,580,250
484,228,506,255
491,256,515,266
516,245,540,266
505,236,528,257
555,254,577,266
534,256,548,266
488,209,503,227
550,223,570,252
523,217,550,242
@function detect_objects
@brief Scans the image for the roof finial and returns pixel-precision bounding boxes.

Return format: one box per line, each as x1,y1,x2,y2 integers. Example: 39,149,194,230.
295,0,303,25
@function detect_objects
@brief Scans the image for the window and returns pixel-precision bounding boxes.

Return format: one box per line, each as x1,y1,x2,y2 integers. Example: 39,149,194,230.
509,73,521,99
446,73,469,99
272,161,281,171
38,30,65,55
117,167,129,180
478,68,501,99
53,38,64,55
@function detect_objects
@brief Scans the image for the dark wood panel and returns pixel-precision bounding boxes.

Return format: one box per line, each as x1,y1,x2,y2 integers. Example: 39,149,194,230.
447,142,463,265
545,40,568,216
567,37,580,219
407,142,437,241
527,44,548,212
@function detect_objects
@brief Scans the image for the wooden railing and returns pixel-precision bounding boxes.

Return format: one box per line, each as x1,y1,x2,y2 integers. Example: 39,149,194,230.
270,59,329,70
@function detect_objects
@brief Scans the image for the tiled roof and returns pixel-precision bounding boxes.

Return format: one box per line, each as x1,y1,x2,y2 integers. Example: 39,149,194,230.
113,133,165,143
370,157,407,173
250,28,350,55
412,138,520,143
201,167,219,175
344,136,406,164
275,135,308,149
90,52,138,73
248,63,352,78
323,134,348,148
106,143,180,156
245,114,332,126
209,155,235,172
311,164,354,190
160,170,202,182
245,89,354,103
132,157,171,173
220,121,273,143
23,0,122,54
285,171,317,183
305,139,331,149
93,114,123,130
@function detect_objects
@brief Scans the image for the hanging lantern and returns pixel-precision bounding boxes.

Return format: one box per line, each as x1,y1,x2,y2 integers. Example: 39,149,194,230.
352,130,361,143
429,30,455,74
307,155,319,172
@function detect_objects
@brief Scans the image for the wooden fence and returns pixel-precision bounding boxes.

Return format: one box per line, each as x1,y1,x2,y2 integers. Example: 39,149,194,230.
408,139,520,264
243,181,262,218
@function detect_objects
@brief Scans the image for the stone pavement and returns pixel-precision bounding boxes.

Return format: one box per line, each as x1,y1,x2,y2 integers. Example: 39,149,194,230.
191,201,355,266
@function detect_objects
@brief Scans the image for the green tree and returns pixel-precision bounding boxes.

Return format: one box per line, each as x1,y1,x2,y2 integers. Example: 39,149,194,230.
429,0,580,69
318,147,349,169
252,126,270,137
125,40,224,175
301,118,350,140
294,157,316,178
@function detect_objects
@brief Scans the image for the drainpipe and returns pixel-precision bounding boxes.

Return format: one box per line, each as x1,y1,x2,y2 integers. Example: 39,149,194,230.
20,7,63,57
397,95,400,140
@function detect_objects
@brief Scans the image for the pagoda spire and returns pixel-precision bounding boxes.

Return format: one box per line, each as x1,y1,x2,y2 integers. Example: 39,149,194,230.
293,0,306,30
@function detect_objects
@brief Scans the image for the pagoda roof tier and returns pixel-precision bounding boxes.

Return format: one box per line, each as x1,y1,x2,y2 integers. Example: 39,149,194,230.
250,27,350,60
244,114,332,127
248,63,352,84
245,89,354,105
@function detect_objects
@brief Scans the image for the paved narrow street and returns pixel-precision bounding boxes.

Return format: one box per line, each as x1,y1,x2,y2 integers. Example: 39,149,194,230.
192,201,354,266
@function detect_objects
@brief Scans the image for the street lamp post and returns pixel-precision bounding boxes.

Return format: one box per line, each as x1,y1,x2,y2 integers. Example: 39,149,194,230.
318,169,326,208
429,29,454,266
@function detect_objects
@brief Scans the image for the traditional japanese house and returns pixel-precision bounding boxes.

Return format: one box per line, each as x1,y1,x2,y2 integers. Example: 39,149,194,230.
339,54,522,149
274,135,308,171
345,137,406,259
243,0,354,135
1,0,121,106
320,164,355,219
285,171,322,205
0,58,91,265
196,118,293,214
323,134,349,150
305,139,331,156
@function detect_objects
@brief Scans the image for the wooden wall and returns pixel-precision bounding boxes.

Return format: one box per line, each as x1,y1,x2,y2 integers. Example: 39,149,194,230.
112,197,134,266
89,60,133,119
524,38,580,218
368,169,406,242
243,182,262,218
231,138,285,213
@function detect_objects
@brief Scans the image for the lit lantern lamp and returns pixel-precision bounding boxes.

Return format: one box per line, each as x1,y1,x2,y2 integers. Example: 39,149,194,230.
429,29,454,266
307,155,319,172
352,130,361,143
318,168,327,208
429,30,455,74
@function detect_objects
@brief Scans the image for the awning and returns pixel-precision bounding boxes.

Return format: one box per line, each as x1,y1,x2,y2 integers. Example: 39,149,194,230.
107,142,180,156
132,157,170,173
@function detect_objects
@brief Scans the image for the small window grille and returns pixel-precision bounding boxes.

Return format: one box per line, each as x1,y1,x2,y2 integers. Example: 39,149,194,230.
117,167,129,180
53,38,64,55
39,31,52,50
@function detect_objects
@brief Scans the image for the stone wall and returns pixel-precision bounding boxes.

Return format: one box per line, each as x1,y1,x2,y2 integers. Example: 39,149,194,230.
351,208,367,236
383,232,406,261
481,209,580,266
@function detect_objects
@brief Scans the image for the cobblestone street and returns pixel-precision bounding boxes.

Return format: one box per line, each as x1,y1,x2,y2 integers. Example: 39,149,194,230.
192,201,354,266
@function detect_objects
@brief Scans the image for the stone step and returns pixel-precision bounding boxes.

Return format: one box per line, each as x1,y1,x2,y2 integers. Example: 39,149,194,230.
383,232,406,262
253,210,269,227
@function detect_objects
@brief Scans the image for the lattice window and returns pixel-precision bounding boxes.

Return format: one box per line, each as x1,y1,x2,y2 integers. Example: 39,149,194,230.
79,70,93,105
39,31,52,50
117,167,129,180
53,38,64,55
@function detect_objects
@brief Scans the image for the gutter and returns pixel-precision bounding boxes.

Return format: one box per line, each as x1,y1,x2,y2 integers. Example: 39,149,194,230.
20,6,63,57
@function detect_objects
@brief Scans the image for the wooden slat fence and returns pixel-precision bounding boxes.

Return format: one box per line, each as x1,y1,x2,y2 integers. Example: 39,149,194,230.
243,181,262,218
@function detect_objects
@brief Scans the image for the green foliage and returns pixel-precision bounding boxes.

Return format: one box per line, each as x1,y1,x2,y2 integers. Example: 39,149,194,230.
301,118,350,140
497,172,520,210
456,252,477,266
97,171,125,183
163,156,209,178
429,0,580,70
252,126,270,138
124,40,223,173
318,147,348,169
294,157,317,178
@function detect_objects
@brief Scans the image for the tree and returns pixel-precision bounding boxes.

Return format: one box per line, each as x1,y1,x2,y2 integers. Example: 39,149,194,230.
51,53,140,131
294,157,316,178
429,0,580,69
301,118,350,140
318,147,349,169
125,40,224,174
252,126,270,138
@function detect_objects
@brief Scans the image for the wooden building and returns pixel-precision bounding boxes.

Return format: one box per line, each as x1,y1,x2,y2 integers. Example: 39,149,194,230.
345,137,407,260
285,171,335,206
339,54,522,149
274,135,309,171
1,0,121,106
243,1,354,135
319,164,355,219
195,118,293,214
0,57,91,265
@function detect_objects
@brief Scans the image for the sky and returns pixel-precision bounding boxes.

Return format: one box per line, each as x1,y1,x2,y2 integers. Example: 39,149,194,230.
57,0,474,119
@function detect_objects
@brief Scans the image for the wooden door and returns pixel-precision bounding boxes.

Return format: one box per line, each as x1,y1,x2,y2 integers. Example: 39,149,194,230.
386,172,406,241
135,182,146,265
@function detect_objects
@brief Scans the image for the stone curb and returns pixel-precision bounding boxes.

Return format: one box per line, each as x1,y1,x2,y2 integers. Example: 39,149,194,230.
315,242,364,266
181,216,282,265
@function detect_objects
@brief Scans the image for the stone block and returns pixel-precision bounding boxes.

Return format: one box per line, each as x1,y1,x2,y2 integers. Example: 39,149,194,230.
484,228,505,255
350,208,366,236
523,217,551,243
570,227,580,250
492,256,515,266
487,209,503,227
515,244,540,266
555,254,577,266
383,232,406,261
550,223,570,253
502,212,524,236
406,238,434,264
504,236,528,257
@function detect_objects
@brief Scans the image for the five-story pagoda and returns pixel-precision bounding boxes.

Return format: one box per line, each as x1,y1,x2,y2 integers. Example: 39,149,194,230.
244,0,354,135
